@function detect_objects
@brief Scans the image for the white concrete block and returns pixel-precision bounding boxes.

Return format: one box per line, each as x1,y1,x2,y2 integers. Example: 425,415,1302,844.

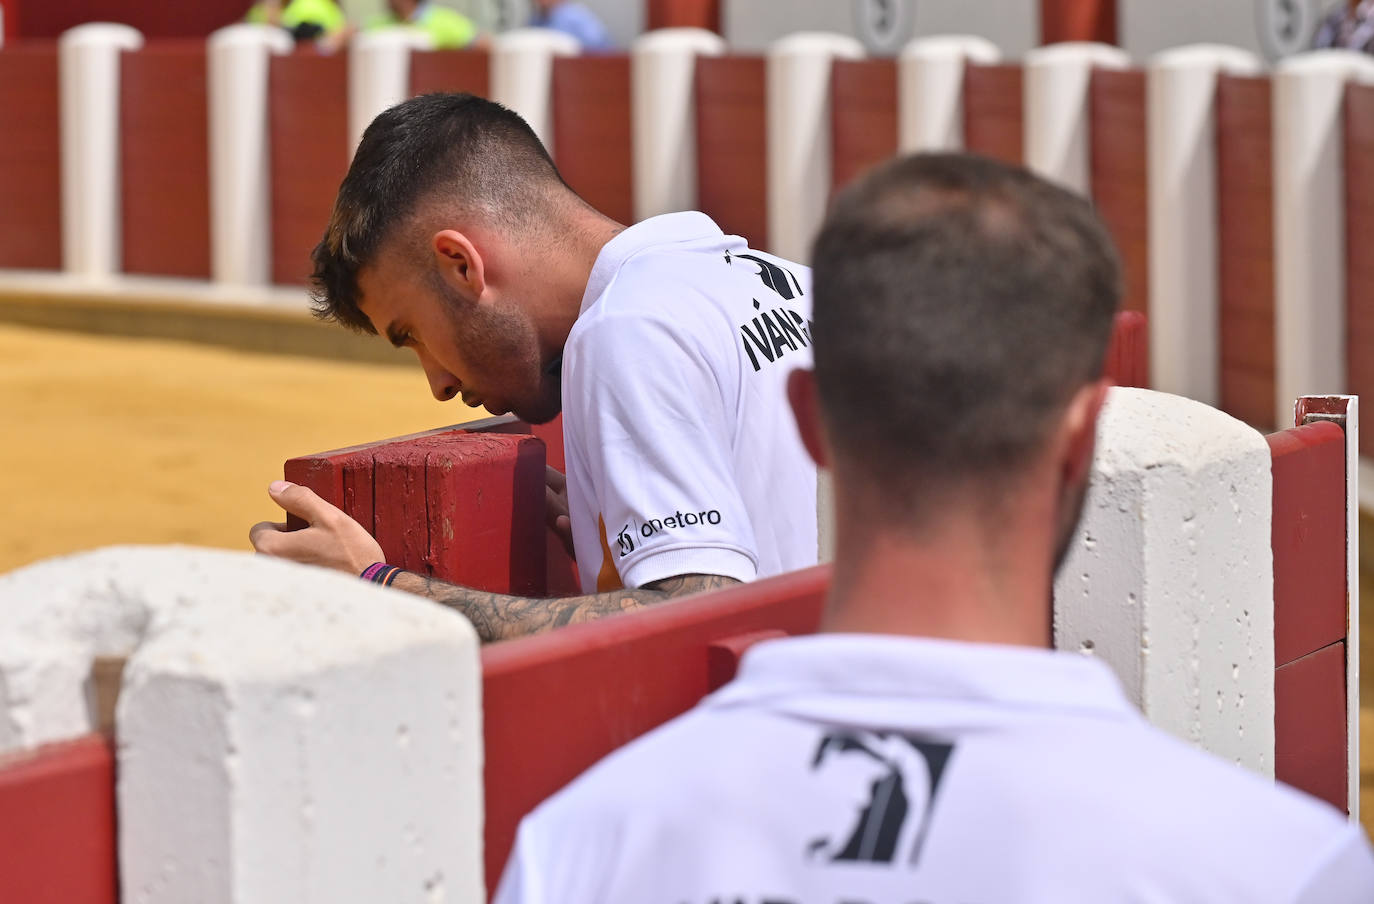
1023,42,1130,197
0,546,483,904
1146,44,1263,405
1054,387,1274,776
631,28,727,222
1272,51,1374,428
208,25,295,288
490,27,581,156
766,32,865,263
58,23,145,281
897,35,1002,153
349,28,434,158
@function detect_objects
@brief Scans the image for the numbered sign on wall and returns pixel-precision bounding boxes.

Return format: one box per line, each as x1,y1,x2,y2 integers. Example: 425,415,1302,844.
1121,0,1326,62
724,0,1035,56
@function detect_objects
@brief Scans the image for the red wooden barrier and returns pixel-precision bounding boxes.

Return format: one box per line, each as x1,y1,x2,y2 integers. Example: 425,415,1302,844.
1267,419,1349,811
552,55,634,225
479,564,829,897
409,49,489,97
0,42,61,269
963,63,1024,166
695,55,768,246
269,50,349,287
1106,310,1148,388
1090,67,1148,322
120,41,212,278
1215,74,1276,432
1041,0,1117,44
16,0,242,38
1344,83,1374,458
830,58,898,195
0,735,118,903
648,0,720,32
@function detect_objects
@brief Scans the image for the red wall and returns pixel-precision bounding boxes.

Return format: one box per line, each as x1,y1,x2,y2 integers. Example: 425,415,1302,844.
17,0,243,38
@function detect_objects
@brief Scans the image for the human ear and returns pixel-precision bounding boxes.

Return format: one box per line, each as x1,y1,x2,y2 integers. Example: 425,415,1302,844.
787,368,830,469
1061,379,1110,491
432,230,486,301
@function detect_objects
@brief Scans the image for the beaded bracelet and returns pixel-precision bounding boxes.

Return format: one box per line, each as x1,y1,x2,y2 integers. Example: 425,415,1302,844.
360,562,404,587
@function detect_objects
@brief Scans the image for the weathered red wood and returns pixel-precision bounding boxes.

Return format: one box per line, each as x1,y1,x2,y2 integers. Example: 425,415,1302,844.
1267,421,1348,666
1275,641,1347,812
696,55,768,247
0,43,61,269
409,49,489,97
1105,310,1148,388
479,564,829,897
830,58,898,195
1216,74,1276,432
1344,83,1374,457
963,64,1024,166
1090,67,1148,320
269,50,349,287
0,735,118,904
1041,0,1116,44
120,41,212,278
553,55,634,225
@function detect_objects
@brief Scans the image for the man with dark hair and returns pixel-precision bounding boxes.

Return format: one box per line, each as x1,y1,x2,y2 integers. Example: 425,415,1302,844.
490,154,1374,902
250,93,818,641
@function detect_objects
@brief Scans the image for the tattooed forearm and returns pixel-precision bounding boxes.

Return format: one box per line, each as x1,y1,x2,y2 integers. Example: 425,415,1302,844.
389,572,741,643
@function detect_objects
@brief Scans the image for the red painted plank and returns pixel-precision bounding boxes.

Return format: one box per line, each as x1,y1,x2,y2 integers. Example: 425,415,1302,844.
1216,74,1276,432
479,564,829,897
1267,420,1347,666
964,63,1024,166
19,0,242,39
1344,83,1374,457
1105,310,1148,388
1275,641,1348,812
269,50,349,287
1042,0,1116,44
0,735,118,904
696,55,768,247
0,43,61,269
648,0,720,32
409,49,489,97
830,58,898,195
553,55,634,225
1090,67,1148,320
120,42,212,278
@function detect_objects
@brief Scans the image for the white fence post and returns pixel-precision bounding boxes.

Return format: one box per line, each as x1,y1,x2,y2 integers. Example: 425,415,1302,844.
0,547,484,903
631,28,727,222
1272,51,1374,429
349,28,434,157
1054,387,1274,775
58,23,144,281
208,24,294,288
490,28,581,156
897,35,1001,153
1146,44,1264,405
1023,41,1130,196
765,31,865,263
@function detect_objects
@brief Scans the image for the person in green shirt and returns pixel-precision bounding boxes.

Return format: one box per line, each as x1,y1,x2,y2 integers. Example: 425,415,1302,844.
245,0,348,42
367,0,480,49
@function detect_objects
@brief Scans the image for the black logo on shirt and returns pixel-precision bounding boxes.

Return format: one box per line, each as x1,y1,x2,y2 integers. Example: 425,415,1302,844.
738,253,805,301
806,730,955,867
615,510,723,557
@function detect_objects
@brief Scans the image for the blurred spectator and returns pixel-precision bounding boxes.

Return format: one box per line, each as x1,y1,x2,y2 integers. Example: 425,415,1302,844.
369,0,480,49
1313,0,1374,52
246,0,349,45
529,0,615,51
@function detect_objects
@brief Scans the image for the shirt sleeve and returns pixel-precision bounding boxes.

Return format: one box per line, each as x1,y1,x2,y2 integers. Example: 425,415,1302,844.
491,820,543,904
1291,824,1374,904
564,309,758,590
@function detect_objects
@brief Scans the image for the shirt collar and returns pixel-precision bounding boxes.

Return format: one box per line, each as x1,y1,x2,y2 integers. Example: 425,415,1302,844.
706,633,1139,723
579,212,724,315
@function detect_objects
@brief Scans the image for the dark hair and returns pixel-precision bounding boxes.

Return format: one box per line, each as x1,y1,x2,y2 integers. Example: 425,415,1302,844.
811,153,1120,501
310,93,566,332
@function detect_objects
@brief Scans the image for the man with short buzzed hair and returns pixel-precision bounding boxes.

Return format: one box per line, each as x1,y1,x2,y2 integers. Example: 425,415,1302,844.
250,93,818,641
490,153,1374,903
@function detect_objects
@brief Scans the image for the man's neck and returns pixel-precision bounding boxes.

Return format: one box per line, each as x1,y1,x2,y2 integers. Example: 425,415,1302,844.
821,496,1056,648
535,210,625,352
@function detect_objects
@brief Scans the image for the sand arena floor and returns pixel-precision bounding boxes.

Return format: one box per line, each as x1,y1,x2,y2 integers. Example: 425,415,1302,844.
0,320,1370,837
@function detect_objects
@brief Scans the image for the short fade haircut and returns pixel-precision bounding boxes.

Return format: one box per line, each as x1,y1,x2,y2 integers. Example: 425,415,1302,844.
811,153,1120,501
310,93,567,333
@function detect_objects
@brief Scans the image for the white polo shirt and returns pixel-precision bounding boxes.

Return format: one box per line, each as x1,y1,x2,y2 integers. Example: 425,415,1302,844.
495,635,1374,904
562,213,818,593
